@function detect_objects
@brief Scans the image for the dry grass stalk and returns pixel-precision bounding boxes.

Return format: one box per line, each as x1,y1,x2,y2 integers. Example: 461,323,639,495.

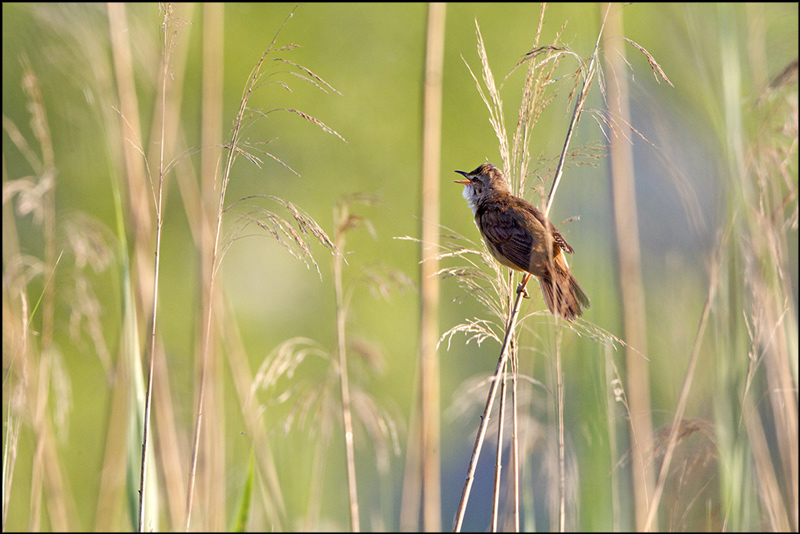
601,4,655,530
399,4,447,530
733,50,798,530
242,194,401,530
184,7,343,529
137,4,188,530
333,197,362,532
643,224,729,530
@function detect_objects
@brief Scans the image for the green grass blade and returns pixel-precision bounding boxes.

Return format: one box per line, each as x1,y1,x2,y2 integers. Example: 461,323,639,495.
230,449,255,532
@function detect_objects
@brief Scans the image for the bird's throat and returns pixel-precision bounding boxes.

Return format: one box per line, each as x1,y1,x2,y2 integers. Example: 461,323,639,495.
461,185,478,215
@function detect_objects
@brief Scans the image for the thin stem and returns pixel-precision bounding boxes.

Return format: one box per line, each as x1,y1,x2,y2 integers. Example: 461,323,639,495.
555,329,565,532
453,274,531,532
545,5,609,216
138,5,172,530
543,13,608,529
510,348,520,532
333,218,360,532
184,13,293,526
643,225,729,531
491,369,508,531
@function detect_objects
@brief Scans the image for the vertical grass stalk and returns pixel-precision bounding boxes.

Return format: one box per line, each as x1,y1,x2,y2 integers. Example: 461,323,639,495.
491,367,508,531
601,4,655,529
419,3,446,532
644,225,730,530
185,13,296,528
332,205,360,532
137,4,181,531
453,280,529,532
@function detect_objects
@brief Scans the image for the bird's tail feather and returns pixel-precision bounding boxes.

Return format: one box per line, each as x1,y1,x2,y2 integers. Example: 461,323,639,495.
538,267,589,321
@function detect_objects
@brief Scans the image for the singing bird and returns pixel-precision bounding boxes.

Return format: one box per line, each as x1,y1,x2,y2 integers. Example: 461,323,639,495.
455,163,589,320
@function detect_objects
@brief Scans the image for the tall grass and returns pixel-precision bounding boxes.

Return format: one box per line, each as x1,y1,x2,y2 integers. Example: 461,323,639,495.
3,57,67,532
602,5,657,530
184,5,344,528
247,193,405,531
4,3,345,531
400,3,447,532
711,5,798,530
2,4,795,532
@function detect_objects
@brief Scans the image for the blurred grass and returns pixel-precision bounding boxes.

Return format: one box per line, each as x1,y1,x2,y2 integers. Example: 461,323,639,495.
2,3,797,532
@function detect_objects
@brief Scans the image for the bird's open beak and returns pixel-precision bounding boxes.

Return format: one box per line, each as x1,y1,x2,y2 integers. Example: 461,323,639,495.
454,170,470,185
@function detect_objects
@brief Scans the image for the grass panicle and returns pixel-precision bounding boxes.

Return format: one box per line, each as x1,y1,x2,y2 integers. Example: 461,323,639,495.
184,6,346,528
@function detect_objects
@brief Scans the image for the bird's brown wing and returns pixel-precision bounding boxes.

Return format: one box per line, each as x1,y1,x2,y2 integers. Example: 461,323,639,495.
517,199,575,254
477,199,534,271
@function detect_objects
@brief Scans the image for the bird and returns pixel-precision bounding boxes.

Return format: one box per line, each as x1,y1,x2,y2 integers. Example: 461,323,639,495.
454,163,589,320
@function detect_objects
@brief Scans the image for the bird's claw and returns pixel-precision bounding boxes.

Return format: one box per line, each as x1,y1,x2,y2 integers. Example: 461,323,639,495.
516,283,530,299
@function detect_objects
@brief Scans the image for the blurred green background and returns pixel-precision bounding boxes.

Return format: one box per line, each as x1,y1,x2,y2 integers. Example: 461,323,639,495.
3,3,797,532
